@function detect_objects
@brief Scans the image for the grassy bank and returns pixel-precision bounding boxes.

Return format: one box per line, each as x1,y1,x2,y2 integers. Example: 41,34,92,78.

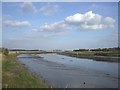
0,54,2,89
2,54,48,88
64,50,119,57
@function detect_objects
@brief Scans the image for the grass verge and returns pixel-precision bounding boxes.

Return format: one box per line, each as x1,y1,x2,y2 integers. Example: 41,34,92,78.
2,55,48,88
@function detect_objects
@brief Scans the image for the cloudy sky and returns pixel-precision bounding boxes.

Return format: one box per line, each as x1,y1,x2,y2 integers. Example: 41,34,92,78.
2,2,118,50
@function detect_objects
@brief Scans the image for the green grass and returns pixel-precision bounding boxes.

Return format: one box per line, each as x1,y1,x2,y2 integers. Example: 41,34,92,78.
2,55,48,88
67,51,119,57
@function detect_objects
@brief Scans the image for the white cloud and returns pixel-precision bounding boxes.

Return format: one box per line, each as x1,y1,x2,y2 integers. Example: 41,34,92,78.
65,11,102,25
32,11,115,35
103,17,115,28
32,20,69,34
65,13,84,24
40,21,68,32
40,3,59,16
21,2,37,13
3,20,31,28
31,28,38,32
21,2,59,16
65,11,115,30
80,24,104,30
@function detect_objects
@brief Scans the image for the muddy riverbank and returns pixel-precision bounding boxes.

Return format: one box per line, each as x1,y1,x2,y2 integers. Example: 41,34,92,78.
57,52,119,62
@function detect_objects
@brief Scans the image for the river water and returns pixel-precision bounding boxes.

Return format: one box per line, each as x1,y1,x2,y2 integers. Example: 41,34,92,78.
17,53,118,88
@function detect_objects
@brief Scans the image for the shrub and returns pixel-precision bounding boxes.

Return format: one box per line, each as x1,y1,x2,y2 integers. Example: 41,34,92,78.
2,48,9,56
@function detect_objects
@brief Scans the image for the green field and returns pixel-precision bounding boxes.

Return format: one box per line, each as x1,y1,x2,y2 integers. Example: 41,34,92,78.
2,54,48,88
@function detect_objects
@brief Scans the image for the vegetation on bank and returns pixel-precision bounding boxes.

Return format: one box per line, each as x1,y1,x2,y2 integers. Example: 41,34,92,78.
2,53,48,88
0,48,9,56
0,54,2,89
65,50,120,57
71,47,120,57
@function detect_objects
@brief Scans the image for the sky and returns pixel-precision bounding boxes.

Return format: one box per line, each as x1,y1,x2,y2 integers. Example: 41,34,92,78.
1,0,120,2
2,2,118,50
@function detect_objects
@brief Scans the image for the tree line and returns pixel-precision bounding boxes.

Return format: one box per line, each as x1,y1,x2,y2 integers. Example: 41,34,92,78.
73,47,120,52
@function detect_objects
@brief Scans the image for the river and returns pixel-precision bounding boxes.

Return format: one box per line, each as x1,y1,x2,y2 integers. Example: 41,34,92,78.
17,53,118,88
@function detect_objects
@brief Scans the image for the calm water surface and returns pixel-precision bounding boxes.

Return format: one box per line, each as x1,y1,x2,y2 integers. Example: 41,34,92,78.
17,53,118,88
